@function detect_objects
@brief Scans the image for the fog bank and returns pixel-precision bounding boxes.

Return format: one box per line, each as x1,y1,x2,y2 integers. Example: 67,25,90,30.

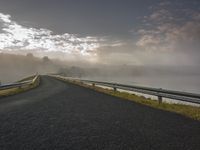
0,53,60,83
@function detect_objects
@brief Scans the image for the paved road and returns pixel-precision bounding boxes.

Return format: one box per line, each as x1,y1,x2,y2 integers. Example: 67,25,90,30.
0,76,199,150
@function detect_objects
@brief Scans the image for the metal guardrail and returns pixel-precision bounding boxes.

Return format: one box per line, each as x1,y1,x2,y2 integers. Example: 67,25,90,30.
0,75,39,90
55,76,200,105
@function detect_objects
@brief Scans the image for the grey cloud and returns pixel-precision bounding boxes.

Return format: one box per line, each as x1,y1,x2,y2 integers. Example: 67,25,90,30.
159,1,171,6
149,9,173,22
136,2,200,50
129,1,200,66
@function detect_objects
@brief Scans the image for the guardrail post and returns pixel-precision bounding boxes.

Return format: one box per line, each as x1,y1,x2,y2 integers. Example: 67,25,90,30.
113,87,117,92
158,95,162,104
92,83,95,87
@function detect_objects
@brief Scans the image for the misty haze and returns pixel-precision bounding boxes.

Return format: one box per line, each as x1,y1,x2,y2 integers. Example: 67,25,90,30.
0,0,200,93
1,52,200,93
0,0,200,149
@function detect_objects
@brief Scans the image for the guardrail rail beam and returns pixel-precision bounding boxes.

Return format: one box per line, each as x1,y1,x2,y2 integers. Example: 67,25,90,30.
54,75,200,105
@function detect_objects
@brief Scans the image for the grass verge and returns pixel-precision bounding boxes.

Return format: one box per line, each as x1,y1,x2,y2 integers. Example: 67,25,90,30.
0,76,40,97
58,78,200,121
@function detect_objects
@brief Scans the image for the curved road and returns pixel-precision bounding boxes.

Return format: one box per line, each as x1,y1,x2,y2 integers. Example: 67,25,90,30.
0,76,199,150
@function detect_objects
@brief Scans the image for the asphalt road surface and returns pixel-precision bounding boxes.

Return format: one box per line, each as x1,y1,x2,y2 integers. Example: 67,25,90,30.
0,76,200,150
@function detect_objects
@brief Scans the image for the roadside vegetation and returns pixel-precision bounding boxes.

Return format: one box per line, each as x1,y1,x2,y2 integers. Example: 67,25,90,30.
58,78,200,121
0,75,40,97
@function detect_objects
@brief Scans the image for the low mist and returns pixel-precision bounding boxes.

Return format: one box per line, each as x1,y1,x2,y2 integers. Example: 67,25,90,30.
0,53,61,83
1,52,200,93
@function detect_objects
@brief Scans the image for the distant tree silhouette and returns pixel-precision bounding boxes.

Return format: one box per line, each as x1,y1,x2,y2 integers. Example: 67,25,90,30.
26,53,34,58
42,56,50,63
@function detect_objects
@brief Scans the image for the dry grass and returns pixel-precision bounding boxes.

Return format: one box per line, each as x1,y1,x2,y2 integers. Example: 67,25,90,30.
59,78,200,121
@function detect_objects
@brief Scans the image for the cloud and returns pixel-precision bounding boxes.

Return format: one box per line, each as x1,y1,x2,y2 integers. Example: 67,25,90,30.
0,13,11,23
132,1,200,66
159,1,171,6
1,1,199,67
136,2,200,51
95,1,200,66
0,12,102,56
149,9,173,22
136,35,161,47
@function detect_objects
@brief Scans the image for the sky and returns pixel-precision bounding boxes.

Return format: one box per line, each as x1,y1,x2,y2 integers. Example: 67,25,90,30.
0,0,200,66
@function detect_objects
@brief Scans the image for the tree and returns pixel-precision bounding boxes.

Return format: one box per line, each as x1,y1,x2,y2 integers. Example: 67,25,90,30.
26,53,34,58
42,56,50,63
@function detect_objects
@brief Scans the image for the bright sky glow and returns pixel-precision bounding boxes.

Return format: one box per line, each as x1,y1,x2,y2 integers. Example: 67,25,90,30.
0,12,101,56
